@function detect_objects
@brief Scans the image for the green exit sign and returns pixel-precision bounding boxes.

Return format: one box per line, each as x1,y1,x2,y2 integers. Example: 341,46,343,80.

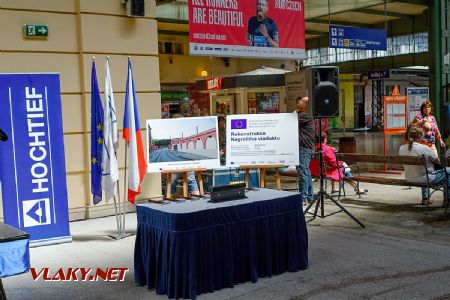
24,24,48,37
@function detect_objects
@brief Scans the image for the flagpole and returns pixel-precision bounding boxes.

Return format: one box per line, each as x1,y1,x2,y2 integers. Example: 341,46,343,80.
122,144,128,236
107,55,121,237
121,56,131,237
102,56,124,240
115,173,123,234
112,195,121,235
119,56,143,239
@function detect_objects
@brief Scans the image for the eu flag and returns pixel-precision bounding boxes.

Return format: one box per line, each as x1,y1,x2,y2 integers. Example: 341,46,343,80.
91,60,104,205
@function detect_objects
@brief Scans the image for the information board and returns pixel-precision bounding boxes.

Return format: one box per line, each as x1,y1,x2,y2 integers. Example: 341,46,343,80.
226,113,299,167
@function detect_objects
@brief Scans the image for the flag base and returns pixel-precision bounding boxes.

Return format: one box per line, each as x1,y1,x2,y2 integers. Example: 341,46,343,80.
108,232,133,240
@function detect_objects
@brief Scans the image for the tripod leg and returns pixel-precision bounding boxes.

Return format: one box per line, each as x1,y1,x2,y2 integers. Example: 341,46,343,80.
303,193,317,214
324,193,365,228
313,193,322,218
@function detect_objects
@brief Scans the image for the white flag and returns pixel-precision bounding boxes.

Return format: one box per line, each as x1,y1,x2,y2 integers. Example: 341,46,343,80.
102,59,119,201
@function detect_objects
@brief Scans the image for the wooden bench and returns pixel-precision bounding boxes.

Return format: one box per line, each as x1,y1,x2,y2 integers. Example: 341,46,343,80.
338,153,448,208
265,168,298,191
239,164,284,190
267,152,356,197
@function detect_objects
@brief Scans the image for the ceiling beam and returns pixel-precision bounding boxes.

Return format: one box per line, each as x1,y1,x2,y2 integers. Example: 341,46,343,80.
309,2,398,21
158,30,189,36
306,30,328,36
389,0,428,6
156,0,174,6
307,18,373,28
353,8,414,19
157,18,188,24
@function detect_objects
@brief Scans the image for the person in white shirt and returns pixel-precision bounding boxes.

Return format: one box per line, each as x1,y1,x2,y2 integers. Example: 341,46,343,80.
399,127,449,205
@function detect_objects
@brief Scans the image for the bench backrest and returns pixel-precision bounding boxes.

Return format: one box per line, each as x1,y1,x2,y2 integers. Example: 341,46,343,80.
338,153,425,165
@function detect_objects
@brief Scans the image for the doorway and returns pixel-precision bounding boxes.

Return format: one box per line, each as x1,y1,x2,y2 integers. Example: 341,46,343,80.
354,85,365,128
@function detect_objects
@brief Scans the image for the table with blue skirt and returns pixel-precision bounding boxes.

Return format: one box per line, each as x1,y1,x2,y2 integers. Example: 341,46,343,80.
134,189,308,299
0,222,30,299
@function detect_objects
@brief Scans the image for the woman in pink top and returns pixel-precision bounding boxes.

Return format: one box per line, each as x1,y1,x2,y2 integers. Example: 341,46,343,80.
411,101,445,154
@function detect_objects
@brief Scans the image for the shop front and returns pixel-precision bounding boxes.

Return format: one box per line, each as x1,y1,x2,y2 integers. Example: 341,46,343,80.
195,67,289,117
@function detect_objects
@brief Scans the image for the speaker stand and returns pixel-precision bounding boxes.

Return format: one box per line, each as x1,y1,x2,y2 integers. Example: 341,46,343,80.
304,120,364,228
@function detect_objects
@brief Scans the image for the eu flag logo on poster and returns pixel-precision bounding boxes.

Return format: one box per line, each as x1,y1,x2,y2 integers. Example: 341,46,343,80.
230,119,247,129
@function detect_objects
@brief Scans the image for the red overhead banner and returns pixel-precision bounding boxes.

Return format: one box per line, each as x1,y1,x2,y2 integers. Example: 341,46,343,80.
189,0,305,60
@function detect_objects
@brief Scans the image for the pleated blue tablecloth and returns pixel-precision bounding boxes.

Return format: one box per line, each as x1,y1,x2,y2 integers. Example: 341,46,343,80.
0,223,30,278
134,189,308,299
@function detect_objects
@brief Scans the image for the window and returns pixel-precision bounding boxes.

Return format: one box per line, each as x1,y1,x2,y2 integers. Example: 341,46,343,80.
174,43,184,55
164,42,173,54
158,41,185,55
303,32,428,67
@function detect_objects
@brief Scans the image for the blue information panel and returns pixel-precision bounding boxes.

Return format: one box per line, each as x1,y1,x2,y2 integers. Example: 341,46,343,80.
0,73,71,246
329,25,387,51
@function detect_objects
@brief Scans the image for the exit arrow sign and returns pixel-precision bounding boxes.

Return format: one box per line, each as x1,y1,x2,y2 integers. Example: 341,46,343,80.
24,24,48,37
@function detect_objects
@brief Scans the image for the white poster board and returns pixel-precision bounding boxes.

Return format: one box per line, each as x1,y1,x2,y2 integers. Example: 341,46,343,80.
226,113,299,167
146,116,220,173
406,87,429,124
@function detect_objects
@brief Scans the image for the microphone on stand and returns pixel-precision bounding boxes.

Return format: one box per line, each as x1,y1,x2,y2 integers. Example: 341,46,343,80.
0,129,8,142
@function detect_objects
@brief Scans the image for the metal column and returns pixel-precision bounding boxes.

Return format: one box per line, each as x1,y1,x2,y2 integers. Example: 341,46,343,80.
442,0,450,139
371,79,384,129
429,0,450,140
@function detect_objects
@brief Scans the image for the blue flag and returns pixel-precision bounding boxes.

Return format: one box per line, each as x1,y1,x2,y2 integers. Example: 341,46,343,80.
91,61,104,205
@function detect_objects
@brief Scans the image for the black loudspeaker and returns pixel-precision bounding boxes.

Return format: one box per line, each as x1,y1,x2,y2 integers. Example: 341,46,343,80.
307,66,339,118
127,0,145,16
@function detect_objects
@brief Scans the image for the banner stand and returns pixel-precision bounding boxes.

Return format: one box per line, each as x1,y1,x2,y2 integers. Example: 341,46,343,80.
239,164,284,190
0,73,71,246
162,168,208,200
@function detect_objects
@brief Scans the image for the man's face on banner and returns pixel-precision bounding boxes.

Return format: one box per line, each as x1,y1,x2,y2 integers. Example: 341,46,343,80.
256,0,268,21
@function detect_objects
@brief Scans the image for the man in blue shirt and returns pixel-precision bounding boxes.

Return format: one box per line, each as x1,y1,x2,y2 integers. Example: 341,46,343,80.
247,0,279,47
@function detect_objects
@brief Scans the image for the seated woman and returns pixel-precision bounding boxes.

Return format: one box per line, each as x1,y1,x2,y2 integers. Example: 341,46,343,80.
399,127,450,205
311,132,366,195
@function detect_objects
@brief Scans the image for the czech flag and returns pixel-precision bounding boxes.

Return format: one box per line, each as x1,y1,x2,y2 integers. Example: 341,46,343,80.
123,59,146,203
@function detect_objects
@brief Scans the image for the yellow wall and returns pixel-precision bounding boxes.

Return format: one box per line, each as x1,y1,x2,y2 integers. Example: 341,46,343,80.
339,74,355,129
0,0,161,220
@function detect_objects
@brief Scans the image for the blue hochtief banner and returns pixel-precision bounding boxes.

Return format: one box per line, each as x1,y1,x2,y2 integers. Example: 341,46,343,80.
0,73,71,246
329,25,387,51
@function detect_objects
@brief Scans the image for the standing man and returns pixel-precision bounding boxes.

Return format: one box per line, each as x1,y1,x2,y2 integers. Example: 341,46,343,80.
247,0,279,47
218,117,226,164
296,96,315,204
